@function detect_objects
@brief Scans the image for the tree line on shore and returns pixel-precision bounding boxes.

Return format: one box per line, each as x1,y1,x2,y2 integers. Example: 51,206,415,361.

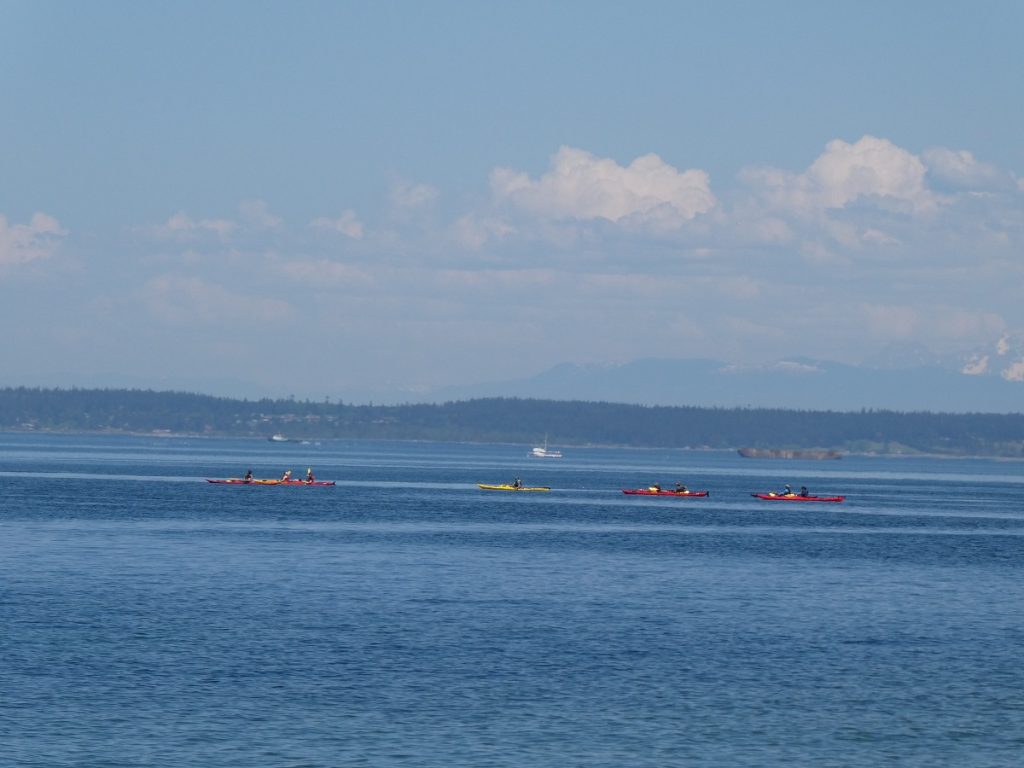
0,387,1022,457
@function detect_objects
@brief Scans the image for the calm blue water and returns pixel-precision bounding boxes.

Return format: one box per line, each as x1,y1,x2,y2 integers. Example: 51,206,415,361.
1,433,1022,767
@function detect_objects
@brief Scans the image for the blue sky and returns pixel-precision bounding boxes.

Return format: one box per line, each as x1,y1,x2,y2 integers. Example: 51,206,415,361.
2,1,1022,401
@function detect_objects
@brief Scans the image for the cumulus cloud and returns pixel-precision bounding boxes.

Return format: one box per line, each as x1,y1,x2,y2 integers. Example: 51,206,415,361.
454,215,517,249
962,355,988,375
391,181,439,209
311,209,364,239
1002,360,1024,382
0,212,65,268
862,303,919,340
238,199,283,230
153,200,285,241
922,147,1009,190
140,275,291,326
931,309,1005,341
491,146,716,229
157,211,236,239
744,135,939,214
105,139,1024,379
861,228,900,246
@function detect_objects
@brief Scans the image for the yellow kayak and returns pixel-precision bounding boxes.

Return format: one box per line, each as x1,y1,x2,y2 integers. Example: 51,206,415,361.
478,483,551,492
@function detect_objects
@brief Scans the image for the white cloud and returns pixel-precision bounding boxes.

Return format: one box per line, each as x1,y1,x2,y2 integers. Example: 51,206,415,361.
45,138,1021,390
0,212,65,268
152,200,284,241
745,215,793,244
140,275,292,326
238,199,283,230
744,135,939,214
279,258,372,285
454,215,516,249
311,210,364,239
799,240,847,266
931,309,1005,341
861,228,900,246
391,181,439,209
723,361,823,375
1002,360,1024,382
157,211,236,239
491,146,716,229
862,303,919,340
922,147,1008,190
962,355,988,375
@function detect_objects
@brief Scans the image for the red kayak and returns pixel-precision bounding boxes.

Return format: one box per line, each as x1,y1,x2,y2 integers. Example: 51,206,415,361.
751,493,844,503
206,478,336,486
623,489,709,497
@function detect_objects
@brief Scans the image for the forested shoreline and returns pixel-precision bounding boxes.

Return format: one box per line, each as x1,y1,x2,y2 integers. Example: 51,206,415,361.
2,387,1022,457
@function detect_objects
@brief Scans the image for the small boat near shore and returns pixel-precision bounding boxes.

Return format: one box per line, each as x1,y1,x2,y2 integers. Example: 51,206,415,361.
622,488,708,497
530,436,562,458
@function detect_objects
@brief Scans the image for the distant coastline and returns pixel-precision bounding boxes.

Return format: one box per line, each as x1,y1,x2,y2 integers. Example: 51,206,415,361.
1,387,1022,458
738,448,843,460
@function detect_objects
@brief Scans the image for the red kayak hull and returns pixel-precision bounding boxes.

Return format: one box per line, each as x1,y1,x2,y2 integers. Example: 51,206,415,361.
623,489,708,497
206,479,335,486
751,493,844,502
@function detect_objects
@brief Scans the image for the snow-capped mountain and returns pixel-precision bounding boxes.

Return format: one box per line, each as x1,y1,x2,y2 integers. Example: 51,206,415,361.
424,349,1023,413
962,333,1024,382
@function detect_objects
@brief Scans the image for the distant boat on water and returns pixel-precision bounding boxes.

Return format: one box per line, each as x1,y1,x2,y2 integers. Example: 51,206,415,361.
269,434,289,442
738,447,842,460
530,436,562,458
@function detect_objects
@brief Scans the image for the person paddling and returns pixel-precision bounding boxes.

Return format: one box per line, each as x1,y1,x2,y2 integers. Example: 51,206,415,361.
281,469,292,482
305,468,315,483
243,469,253,482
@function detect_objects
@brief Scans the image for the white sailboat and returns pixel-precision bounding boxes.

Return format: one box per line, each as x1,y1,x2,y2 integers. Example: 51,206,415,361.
530,436,562,458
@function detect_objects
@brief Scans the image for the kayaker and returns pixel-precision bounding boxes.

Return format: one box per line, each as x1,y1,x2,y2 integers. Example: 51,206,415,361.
674,483,688,493
783,484,793,496
799,486,809,497
244,469,253,482
512,477,522,489
281,469,292,482
649,483,661,492
305,468,315,483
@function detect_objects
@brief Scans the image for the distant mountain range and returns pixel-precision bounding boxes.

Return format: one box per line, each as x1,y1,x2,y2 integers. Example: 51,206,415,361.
427,337,1024,413
11,337,1022,413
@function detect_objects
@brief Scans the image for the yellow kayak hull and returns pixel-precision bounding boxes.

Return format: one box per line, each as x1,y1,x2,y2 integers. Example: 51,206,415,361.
478,483,551,492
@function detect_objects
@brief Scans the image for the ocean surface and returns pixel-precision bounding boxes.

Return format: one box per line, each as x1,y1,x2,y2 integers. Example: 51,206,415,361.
1,433,1022,767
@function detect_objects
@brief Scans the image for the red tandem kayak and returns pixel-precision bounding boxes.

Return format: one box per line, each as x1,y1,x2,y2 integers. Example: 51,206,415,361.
751,493,844,503
622,489,709,497
207,478,336,486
